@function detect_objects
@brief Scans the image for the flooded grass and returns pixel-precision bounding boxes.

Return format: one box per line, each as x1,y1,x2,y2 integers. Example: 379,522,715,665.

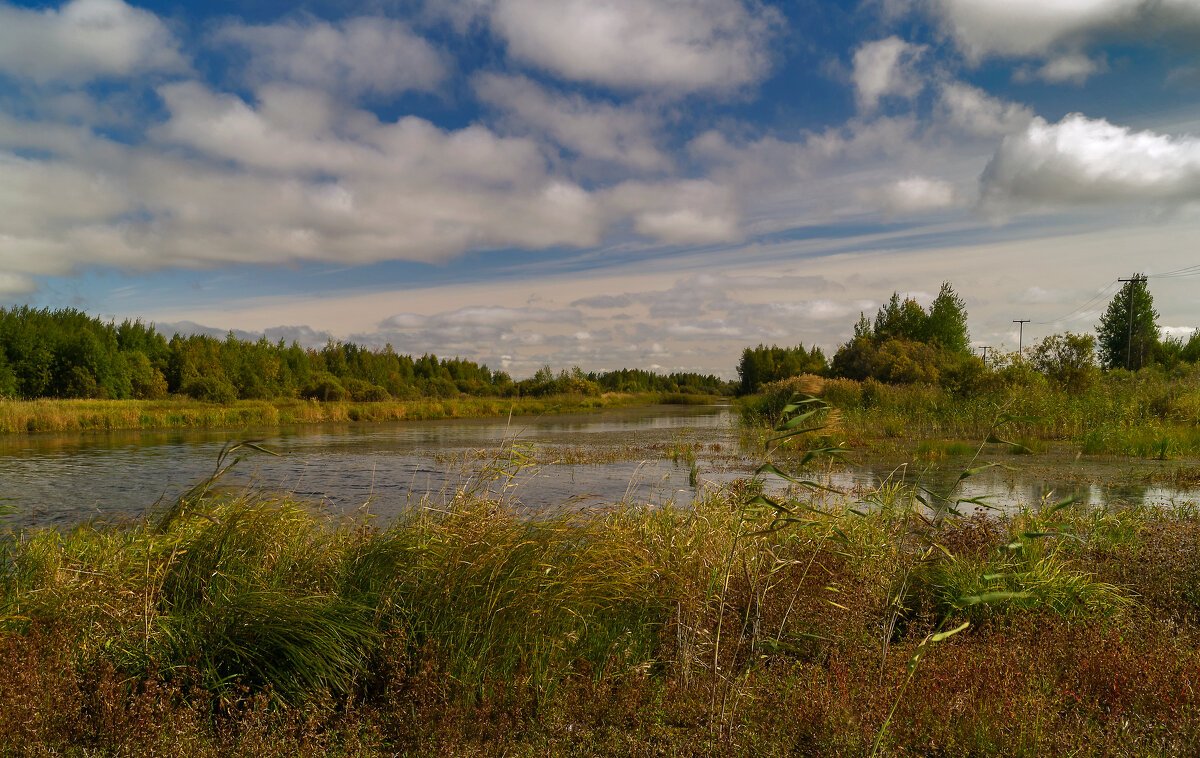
4,382,1200,754
0,392,705,434
3,458,1200,755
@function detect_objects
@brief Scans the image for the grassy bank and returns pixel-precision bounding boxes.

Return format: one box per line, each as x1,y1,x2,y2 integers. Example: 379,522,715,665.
0,392,715,434
2,473,1198,755
742,370,1200,459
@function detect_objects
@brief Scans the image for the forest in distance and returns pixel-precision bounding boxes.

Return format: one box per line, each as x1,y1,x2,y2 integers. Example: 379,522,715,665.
0,305,733,403
2,279,1199,410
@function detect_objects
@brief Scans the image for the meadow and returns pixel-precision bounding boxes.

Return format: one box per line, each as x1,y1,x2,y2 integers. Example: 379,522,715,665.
3,394,1200,756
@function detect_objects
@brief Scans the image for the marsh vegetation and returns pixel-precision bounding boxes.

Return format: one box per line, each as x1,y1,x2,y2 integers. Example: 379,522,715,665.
4,284,1200,755
3,394,1200,756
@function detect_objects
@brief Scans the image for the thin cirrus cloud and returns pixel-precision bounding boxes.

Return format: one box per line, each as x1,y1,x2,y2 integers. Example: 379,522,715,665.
0,0,184,83
487,0,781,93
215,17,447,97
980,113,1200,212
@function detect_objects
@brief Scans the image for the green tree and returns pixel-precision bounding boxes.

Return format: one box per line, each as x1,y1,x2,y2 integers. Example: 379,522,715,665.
1096,276,1159,370
1183,329,1200,364
924,282,970,353
873,293,927,342
1030,332,1097,391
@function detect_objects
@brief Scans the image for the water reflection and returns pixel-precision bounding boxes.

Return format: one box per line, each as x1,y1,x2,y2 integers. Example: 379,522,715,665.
2,405,1198,528
1,405,737,527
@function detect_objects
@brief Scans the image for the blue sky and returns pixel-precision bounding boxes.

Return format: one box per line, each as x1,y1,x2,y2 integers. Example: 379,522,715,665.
2,0,1200,377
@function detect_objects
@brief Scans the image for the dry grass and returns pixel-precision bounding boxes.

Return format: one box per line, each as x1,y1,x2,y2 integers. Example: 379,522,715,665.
2,471,1199,755
0,393,683,434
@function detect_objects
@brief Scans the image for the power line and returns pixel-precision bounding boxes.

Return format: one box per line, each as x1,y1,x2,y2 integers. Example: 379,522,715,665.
1148,265,1200,279
1032,279,1120,326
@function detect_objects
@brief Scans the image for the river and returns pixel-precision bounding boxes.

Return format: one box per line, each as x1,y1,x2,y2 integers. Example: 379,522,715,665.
1,404,1198,527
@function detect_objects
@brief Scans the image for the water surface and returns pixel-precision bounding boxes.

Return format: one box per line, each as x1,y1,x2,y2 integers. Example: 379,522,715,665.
2,404,1198,527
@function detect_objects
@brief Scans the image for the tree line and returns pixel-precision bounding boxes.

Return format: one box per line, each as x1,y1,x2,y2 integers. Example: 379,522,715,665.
737,278,1200,395
0,307,733,401
737,282,973,394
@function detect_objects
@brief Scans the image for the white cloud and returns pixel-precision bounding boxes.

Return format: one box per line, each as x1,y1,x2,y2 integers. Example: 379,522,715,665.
0,0,183,83
217,16,446,97
0,83,612,277
1017,285,1077,304
980,114,1200,212
1029,53,1107,84
472,73,670,171
851,36,927,112
605,180,742,244
380,306,582,330
927,0,1200,64
0,272,35,296
859,175,958,216
488,0,780,93
937,82,1034,138
1163,325,1198,340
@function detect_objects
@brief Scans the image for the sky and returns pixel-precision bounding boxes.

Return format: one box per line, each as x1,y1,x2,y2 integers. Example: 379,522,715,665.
2,0,1200,378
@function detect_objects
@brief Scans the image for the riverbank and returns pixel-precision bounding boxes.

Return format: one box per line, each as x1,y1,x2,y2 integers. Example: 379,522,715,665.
1,481,1197,756
739,370,1200,460
0,392,719,434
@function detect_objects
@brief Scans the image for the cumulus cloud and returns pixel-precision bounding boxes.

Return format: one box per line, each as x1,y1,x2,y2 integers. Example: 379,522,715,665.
980,114,1200,212
605,180,742,244
1027,53,1107,84
937,82,1034,138
0,82,615,278
851,36,927,112
0,0,184,83
1163,325,1198,340
926,0,1200,72
859,176,958,216
472,73,670,171
488,0,780,93
217,16,447,97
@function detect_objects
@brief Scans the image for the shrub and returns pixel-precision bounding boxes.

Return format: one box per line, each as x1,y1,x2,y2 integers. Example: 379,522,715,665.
181,375,238,404
341,377,390,402
1030,332,1098,392
300,372,349,402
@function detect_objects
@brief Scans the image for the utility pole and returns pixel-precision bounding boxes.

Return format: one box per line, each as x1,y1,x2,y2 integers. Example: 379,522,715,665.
979,346,991,365
1013,320,1030,354
1117,275,1146,370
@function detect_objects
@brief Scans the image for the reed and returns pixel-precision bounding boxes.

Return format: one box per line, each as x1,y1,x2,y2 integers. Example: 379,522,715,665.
2,428,1199,754
741,366,1200,458
0,392,701,434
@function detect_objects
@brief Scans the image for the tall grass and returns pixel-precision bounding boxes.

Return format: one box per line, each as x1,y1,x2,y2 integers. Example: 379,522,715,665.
743,366,1200,458
2,429,1199,754
0,392,701,434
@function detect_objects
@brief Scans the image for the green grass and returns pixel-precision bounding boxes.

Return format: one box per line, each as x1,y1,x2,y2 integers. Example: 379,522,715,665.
738,367,1200,459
